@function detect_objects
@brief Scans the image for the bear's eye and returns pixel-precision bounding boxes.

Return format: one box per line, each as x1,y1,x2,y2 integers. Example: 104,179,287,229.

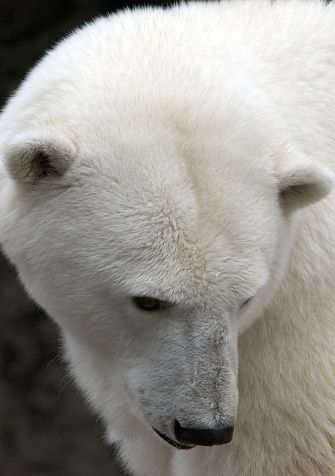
133,296,166,312
240,297,253,309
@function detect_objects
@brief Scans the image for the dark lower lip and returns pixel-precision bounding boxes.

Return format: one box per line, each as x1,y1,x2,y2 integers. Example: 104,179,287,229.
154,428,195,450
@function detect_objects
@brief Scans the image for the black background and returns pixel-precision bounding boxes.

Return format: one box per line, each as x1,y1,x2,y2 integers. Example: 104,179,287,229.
0,1,171,475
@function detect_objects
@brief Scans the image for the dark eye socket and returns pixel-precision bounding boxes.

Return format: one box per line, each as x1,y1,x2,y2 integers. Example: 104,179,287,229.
133,296,167,312
240,297,253,308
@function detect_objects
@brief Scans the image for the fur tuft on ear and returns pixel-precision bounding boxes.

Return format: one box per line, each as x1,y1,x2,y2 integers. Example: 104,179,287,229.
277,148,335,211
4,130,76,182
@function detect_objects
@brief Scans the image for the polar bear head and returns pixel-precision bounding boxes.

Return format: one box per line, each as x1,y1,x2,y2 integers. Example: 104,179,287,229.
0,14,334,450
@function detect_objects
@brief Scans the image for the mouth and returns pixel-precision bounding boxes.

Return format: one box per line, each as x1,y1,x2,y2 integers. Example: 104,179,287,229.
154,428,195,450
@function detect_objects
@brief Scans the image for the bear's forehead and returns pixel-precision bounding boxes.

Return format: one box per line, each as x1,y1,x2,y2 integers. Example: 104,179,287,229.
75,176,261,301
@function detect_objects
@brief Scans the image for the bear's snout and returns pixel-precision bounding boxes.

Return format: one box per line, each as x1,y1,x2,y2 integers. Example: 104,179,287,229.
174,420,234,446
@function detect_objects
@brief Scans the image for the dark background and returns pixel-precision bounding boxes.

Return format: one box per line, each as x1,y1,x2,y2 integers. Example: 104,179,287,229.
0,1,168,475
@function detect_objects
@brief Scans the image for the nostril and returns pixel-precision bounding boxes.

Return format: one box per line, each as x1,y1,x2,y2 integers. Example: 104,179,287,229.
174,420,234,446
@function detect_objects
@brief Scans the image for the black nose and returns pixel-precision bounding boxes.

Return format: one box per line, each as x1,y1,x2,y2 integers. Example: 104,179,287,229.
174,420,234,446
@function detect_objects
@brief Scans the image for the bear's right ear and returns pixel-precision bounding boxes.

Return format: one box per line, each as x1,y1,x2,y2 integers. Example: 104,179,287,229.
4,130,76,182
276,147,335,212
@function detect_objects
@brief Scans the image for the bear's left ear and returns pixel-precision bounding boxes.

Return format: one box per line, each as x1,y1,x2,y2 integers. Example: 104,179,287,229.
277,149,335,211
4,129,76,183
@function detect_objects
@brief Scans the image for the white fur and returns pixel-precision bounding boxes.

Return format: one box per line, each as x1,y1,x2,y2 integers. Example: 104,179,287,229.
0,1,335,475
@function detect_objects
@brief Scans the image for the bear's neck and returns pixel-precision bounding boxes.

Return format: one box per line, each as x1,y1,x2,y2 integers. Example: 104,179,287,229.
236,202,335,473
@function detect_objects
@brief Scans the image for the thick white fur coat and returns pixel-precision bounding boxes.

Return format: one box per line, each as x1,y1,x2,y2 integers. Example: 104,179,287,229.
0,1,334,475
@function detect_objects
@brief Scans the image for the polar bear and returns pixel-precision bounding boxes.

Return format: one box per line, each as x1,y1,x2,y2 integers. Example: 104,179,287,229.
0,1,335,475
